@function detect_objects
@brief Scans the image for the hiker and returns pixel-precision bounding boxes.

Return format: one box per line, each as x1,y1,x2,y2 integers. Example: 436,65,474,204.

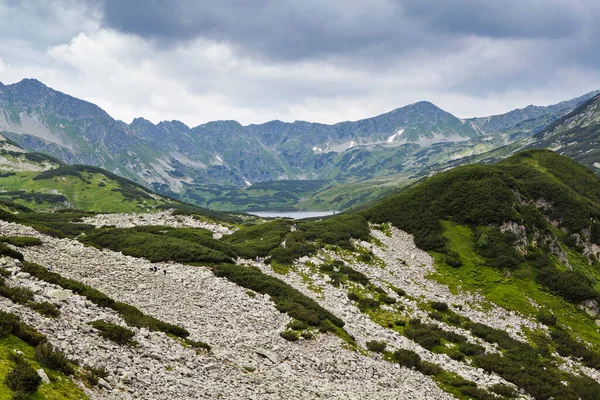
46,265,53,272
163,269,167,275
153,265,158,273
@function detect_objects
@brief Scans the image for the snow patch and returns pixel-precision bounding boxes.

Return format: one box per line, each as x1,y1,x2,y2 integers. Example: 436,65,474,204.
387,129,405,143
348,141,355,149
245,180,252,186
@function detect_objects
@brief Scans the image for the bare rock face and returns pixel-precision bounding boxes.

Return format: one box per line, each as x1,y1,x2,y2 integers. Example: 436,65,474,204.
580,299,600,318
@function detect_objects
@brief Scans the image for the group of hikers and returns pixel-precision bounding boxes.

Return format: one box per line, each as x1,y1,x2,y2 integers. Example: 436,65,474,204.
150,265,167,275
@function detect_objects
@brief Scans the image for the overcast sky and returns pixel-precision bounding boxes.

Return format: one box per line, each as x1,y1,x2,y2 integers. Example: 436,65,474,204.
1,0,599,126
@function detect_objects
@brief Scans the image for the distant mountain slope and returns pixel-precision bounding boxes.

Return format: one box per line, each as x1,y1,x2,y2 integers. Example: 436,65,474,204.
1,78,597,212
468,90,600,135
523,93,600,171
0,134,187,213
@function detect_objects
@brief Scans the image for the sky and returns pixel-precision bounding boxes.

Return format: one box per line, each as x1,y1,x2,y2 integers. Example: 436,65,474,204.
1,0,599,126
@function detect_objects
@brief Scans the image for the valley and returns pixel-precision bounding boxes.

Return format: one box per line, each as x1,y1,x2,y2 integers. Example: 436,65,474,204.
1,147,600,399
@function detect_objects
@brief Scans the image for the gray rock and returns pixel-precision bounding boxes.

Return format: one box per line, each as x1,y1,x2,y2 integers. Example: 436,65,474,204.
37,368,51,384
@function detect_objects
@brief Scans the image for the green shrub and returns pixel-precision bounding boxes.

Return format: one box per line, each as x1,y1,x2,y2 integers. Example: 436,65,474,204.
431,301,449,312
448,350,465,361
489,383,516,398
551,329,600,369
0,280,34,304
458,342,486,357
459,386,498,400
0,311,47,346
81,365,108,386
287,320,308,331
0,237,42,247
347,292,360,301
393,287,406,296
428,311,443,321
394,320,406,327
357,298,380,312
90,320,135,345
0,243,24,261
80,227,233,264
392,349,421,369
13,322,47,346
214,264,344,329
339,265,370,285
186,339,211,351
301,331,314,340
418,361,442,376
537,311,557,326
4,361,41,394
379,293,396,305
535,267,600,304
29,302,60,318
280,330,299,342
366,340,387,353
35,343,74,375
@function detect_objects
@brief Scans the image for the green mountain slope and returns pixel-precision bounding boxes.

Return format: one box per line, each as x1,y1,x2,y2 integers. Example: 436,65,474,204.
0,135,188,213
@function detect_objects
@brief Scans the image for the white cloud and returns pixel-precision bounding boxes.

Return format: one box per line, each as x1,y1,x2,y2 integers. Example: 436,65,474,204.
0,1,599,127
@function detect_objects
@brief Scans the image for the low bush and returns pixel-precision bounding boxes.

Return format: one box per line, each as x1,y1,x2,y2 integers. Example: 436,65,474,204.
0,312,47,346
458,342,486,357
459,386,498,400
339,265,370,285
280,330,299,342
537,311,557,326
418,361,442,376
357,298,380,312
4,355,41,394
186,339,211,351
81,365,109,386
90,320,135,345
81,227,233,264
431,301,449,312
214,264,344,329
392,349,421,369
29,302,60,318
0,279,34,304
0,243,24,261
535,267,600,304
366,340,387,353
0,237,42,247
379,293,396,305
551,329,600,369
489,383,516,398
35,342,74,375
428,311,443,321
347,292,360,301
287,320,308,331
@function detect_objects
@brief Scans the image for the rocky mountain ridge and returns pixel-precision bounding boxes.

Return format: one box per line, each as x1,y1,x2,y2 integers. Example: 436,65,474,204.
1,79,598,211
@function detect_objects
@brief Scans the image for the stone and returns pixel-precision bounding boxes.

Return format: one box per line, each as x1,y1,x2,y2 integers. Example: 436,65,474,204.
255,348,280,365
48,289,70,301
37,368,51,384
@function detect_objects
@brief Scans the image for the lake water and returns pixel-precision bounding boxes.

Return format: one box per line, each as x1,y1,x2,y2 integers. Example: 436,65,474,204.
249,211,338,219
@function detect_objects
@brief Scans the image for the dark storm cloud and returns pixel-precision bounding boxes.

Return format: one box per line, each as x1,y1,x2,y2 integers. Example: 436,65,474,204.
98,0,589,61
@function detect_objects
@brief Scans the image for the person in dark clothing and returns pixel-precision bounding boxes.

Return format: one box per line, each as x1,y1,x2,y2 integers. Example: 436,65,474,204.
163,269,167,275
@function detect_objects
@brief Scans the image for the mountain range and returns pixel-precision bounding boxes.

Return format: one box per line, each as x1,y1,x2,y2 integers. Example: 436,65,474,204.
1,78,599,211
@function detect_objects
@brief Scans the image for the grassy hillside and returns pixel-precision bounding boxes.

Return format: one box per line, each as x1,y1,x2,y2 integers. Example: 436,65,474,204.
363,148,600,341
